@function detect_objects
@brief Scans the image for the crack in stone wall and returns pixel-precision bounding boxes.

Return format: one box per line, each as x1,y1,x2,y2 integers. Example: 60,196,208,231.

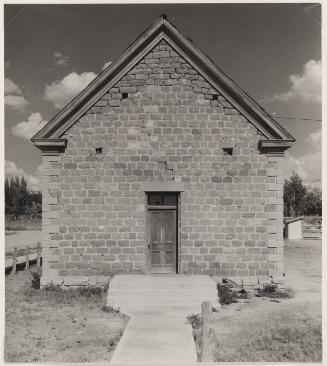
48,189,84,236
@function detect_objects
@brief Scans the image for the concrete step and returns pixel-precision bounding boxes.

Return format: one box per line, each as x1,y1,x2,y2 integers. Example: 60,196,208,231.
108,298,217,306
107,274,219,316
107,303,218,316
109,281,212,290
108,289,217,297
109,274,215,282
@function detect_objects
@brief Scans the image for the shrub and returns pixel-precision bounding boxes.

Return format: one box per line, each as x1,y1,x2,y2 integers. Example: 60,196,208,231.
265,283,278,292
237,288,249,299
255,284,295,299
187,313,201,329
30,267,42,289
23,283,106,305
77,286,103,297
43,283,62,292
218,285,237,304
41,284,104,297
108,331,123,349
217,284,248,304
101,304,120,313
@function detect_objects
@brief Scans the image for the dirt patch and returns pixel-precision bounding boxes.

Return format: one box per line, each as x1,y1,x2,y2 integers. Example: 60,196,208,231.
5,231,43,252
5,271,128,363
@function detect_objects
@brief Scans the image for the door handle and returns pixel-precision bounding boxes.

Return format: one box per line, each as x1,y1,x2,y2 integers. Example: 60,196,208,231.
148,245,151,249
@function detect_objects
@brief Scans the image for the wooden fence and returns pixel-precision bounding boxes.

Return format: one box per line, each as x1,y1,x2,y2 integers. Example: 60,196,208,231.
201,301,216,362
302,224,322,239
5,243,42,275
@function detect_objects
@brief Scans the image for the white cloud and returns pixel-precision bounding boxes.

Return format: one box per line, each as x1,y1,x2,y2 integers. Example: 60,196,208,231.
284,128,321,185
27,175,41,191
102,61,112,70
11,112,47,140
28,175,40,187
5,160,41,190
5,78,22,95
268,60,321,103
43,71,97,108
5,160,26,176
309,129,321,144
4,78,30,112
5,95,29,111
54,51,70,66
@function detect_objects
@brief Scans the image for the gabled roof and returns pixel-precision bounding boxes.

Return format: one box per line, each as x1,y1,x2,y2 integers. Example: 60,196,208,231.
32,14,295,151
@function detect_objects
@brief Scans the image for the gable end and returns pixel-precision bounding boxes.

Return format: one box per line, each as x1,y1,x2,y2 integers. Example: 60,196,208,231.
31,15,295,152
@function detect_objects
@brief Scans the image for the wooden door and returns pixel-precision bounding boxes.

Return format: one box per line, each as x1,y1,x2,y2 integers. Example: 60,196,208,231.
149,210,176,273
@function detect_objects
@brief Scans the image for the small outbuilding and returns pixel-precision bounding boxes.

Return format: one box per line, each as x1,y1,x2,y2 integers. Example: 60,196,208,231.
284,217,303,240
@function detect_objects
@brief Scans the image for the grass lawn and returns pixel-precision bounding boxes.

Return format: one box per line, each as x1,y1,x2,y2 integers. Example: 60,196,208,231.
192,239,322,362
5,270,128,363
284,239,321,277
207,301,322,362
5,216,42,231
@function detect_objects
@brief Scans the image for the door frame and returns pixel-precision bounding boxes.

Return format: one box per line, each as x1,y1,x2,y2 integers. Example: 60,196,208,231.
145,192,180,274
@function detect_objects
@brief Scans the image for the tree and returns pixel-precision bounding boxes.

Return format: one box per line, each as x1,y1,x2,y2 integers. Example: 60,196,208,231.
4,176,39,218
303,186,322,216
4,178,10,214
25,201,42,222
283,173,307,217
26,190,42,208
284,173,322,217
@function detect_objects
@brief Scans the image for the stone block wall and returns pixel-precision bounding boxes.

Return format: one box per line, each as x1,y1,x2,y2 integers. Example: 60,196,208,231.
265,155,284,278
40,39,284,285
40,153,60,286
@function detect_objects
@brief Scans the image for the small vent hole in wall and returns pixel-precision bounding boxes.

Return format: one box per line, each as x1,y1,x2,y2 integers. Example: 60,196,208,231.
96,147,103,155
212,94,219,100
223,148,233,156
122,92,128,99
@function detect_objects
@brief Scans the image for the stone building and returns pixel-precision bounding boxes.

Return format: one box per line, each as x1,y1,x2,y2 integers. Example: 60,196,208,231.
32,15,294,286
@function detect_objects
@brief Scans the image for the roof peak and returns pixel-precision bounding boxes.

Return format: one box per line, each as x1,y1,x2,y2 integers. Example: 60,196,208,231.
32,15,295,144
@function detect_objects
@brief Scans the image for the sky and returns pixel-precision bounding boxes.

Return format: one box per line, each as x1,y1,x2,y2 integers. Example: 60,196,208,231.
4,3,322,190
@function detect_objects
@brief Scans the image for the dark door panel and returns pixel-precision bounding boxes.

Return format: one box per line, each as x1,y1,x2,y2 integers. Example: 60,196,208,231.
149,210,176,273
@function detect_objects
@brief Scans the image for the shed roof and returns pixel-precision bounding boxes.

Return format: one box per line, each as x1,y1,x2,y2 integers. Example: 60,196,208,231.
284,217,303,224
32,14,295,151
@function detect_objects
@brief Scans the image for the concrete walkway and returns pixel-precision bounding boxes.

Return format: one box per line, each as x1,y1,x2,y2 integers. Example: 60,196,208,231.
111,314,196,363
108,274,218,363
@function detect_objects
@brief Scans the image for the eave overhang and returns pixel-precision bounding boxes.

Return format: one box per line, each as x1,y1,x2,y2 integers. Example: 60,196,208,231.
32,138,67,154
31,14,295,151
259,140,293,155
